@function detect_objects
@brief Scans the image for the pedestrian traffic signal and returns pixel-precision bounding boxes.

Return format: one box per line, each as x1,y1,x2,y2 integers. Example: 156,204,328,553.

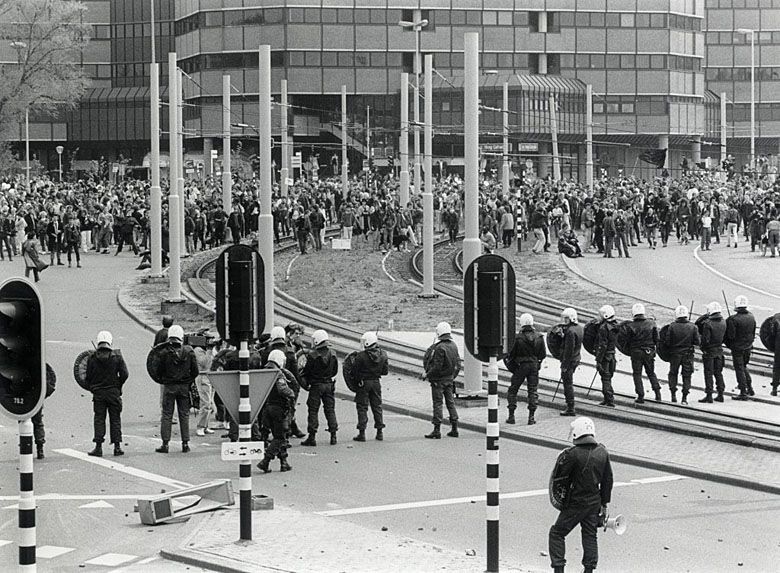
216,245,265,345
0,278,45,420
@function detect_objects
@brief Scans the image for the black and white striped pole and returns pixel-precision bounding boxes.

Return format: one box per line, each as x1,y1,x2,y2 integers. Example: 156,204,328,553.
19,419,36,570
486,355,500,572
463,256,515,573
238,338,252,540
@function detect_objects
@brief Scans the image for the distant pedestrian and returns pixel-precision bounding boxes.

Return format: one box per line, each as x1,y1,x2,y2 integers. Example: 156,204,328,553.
21,232,46,282
351,331,389,442
504,313,546,426
300,329,339,446
194,341,216,437
85,331,129,457
423,321,461,439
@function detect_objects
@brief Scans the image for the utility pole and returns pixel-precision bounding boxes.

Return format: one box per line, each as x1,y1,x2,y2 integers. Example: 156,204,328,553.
341,85,348,199
462,32,483,398
280,79,288,197
258,45,274,329
366,105,371,190
502,82,510,196
720,91,727,173
421,54,435,297
550,94,561,181
586,84,594,190
149,37,161,276
400,73,410,207
177,68,186,256
412,9,422,198
167,52,182,301
222,75,232,213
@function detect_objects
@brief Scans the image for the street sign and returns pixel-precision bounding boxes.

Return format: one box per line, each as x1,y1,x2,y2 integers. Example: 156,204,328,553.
208,368,279,424
211,149,218,158
221,441,265,461
215,245,265,345
0,278,45,420
291,153,302,169
519,143,539,152
463,254,516,362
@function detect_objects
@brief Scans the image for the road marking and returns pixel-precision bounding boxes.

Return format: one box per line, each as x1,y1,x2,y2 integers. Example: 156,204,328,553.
112,555,159,573
0,494,142,502
317,475,685,517
381,250,397,282
84,553,138,567
0,540,12,548
79,500,114,509
693,245,780,301
285,254,299,281
54,448,192,489
37,545,75,559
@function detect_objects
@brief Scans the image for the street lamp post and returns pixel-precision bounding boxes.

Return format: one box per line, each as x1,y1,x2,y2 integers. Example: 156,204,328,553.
398,13,428,201
55,146,64,181
11,40,29,193
736,28,756,169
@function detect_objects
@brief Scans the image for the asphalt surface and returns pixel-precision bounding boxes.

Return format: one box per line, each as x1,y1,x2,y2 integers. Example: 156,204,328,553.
0,249,779,572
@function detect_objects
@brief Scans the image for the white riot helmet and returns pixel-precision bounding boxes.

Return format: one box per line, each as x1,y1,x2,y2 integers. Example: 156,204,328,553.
270,326,286,342
561,308,578,324
311,329,329,347
675,305,689,319
435,321,452,337
267,349,287,368
96,330,113,348
168,325,184,341
519,313,534,327
361,331,378,348
570,417,596,441
734,295,748,309
599,305,615,320
706,301,722,315
632,303,646,317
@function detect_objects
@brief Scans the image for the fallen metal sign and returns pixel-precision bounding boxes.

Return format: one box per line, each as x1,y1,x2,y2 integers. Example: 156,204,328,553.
221,441,265,461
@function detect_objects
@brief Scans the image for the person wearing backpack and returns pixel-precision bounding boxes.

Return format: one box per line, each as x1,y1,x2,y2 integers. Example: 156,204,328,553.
351,331,389,442
423,321,461,439
85,331,129,457
504,313,546,426
595,305,618,407
300,329,339,446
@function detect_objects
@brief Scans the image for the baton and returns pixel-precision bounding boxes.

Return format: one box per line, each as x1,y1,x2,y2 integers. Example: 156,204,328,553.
722,290,731,316
551,376,562,403
585,369,598,398
689,300,694,321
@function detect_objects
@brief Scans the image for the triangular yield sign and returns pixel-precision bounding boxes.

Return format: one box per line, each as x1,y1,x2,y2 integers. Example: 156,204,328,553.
79,500,114,509
209,369,278,424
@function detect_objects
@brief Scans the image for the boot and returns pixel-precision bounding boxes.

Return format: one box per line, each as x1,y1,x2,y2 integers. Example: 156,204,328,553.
279,458,292,472
553,566,564,573
182,442,190,453
506,408,516,425
301,433,317,446
527,412,536,426
155,442,169,454
670,390,677,403
747,385,755,397
681,392,688,405
257,456,271,473
771,387,778,397
559,406,576,417
113,443,125,456
425,425,441,439
698,394,713,404
375,429,384,441
88,444,103,457
329,432,338,445
353,430,366,442
446,421,459,438
635,396,645,404
290,421,306,439
654,388,662,401
714,392,724,402
731,393,748,401
36,443,44,460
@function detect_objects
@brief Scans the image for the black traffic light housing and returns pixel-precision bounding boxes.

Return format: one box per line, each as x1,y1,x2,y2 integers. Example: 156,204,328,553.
0,278,45,420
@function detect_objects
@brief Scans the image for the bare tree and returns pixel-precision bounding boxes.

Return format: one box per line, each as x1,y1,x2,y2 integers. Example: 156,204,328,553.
0,0,91,139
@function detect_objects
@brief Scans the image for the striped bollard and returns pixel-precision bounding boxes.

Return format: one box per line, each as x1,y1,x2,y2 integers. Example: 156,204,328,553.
19,418,36,570
238,339,252,540
486,355,500,572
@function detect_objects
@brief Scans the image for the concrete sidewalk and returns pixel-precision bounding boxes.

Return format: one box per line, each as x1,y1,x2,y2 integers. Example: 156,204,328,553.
162,507,539,573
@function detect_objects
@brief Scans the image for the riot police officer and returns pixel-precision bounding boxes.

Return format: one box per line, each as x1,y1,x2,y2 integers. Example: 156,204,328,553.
726,295,756,400
352,331,389,442
261,326,305,438
595,305,618,408
301,329,339,446
86,331,129,457
423,321,461,438
623,303,661,403
504,313,546,425
559,308,583,416
663,306,700,404
698,301,726,403
257,350,296,473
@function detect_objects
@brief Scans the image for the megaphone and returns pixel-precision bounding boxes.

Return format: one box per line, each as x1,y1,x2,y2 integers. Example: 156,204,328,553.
603,513,626,535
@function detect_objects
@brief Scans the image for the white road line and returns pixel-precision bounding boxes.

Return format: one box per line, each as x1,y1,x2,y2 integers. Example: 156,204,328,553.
37,546,76,559
0,540,12,548
693,245,780,301
112,554,159,573
0,494,143,501
54,448,192,489
381,250,397,282
84,553,138,567
285,254,300,281
78,500,114,509
316,475,684,517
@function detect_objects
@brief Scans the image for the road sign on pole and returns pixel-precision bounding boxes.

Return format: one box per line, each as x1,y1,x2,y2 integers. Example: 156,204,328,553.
463,254,515,573
215,245,265,345
208,368,278,424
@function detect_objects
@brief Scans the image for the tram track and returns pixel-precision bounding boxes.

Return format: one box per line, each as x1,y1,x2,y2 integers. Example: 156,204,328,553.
182,234,780,453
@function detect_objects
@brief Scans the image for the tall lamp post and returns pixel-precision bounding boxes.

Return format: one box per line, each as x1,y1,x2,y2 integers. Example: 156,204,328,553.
398,13,428,203
10,40,29,193
736,28,756,169
55,146,64,181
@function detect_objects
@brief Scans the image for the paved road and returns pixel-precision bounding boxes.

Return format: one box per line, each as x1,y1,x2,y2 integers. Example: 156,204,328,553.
1,251,779,572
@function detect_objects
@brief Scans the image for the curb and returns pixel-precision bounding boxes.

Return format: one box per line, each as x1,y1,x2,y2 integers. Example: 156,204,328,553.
119,281,780,497
116,285,156,334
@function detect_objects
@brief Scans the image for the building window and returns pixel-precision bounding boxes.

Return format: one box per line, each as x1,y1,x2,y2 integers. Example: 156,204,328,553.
442,101,450,111
305,52,321,66
548,53,561,74
529,53,540,74
620,13,635,27
289,52,304,66
483,11,497,26
621,103,635,113
621,55,635,68
547,12,560,33
593,103,604,114
514,11,529,27
466,11,480,25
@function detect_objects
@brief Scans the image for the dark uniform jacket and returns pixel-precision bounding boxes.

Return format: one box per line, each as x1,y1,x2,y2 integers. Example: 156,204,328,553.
353,346,389,383
264,364,296,410
424,335,461,384
301,346,338,389
155,343,199,385
261,340,301,388
596,319,618,361
561,323,584,367
506,327,546,368
624,316,658,351
557,436,613,508
86,348,129,393
725,310,756,352
666,318,700,355
700,314,726,356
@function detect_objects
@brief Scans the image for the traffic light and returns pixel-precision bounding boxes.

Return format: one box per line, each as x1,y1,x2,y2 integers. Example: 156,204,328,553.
0,278,45,420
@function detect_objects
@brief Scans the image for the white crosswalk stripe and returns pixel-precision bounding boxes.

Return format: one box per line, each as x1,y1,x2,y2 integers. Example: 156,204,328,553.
37,546,75,559
84,553,138,567
0,540,12,548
